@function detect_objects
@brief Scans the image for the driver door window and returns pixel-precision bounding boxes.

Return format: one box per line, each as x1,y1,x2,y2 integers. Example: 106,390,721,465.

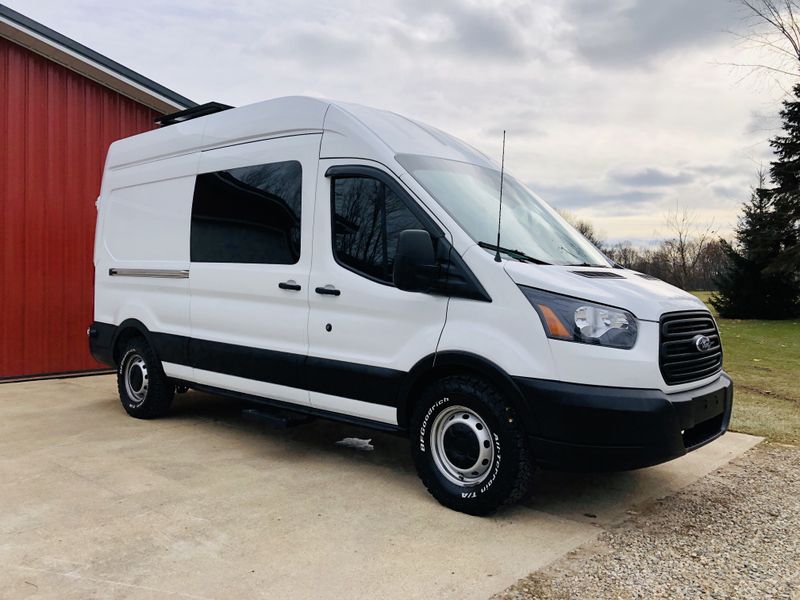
332,176,427,285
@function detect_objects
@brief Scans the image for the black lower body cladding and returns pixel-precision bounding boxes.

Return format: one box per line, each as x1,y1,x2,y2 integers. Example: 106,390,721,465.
87,320,403,406
90,320,734,473
517,373,733,472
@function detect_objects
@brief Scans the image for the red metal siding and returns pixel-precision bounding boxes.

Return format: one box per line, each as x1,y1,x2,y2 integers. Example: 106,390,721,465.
0,36,161,378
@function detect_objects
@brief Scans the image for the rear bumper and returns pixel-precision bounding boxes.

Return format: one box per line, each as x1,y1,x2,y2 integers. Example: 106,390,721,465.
87,322,116,368
514,373,733,471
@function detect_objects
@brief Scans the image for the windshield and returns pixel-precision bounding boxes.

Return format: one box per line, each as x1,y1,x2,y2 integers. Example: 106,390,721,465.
396,154,611,267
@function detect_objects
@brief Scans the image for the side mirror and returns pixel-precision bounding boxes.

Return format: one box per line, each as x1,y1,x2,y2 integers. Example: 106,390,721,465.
393,229,438,292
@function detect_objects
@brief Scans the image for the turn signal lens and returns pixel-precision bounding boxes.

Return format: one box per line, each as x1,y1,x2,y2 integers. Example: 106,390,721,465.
536,304,572,339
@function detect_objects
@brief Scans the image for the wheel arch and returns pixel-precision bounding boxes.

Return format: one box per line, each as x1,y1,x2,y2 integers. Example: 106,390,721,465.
111,319,157,364
397,351,533,434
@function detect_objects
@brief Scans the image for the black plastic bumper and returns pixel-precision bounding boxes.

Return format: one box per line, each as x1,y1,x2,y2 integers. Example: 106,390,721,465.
514,373,733,472
87,322,116,368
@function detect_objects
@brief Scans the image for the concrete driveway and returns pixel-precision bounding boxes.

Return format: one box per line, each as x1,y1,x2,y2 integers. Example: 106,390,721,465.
0,375,760,600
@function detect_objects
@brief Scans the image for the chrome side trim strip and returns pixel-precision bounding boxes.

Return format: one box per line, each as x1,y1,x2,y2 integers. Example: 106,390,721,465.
109,268,189,279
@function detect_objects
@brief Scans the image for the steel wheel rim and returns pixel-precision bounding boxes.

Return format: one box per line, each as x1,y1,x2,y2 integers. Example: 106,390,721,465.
124,353,149,406
430,405,494,487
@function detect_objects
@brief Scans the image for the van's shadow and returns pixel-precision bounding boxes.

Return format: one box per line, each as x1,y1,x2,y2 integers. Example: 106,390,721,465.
165,390,682,523
167,390,415,473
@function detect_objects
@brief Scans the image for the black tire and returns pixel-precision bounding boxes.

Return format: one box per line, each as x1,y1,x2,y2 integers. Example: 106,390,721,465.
116,336,174,419
410,375,533,515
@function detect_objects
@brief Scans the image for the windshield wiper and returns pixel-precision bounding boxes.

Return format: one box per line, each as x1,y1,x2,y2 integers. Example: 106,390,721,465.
477,241,550,265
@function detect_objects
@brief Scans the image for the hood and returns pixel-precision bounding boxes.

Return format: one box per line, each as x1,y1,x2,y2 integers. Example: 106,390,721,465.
503,262,708,322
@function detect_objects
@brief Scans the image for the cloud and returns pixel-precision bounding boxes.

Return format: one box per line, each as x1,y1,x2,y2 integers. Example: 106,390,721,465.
534,182,662,213
427,1,529,58
4,0,791,241
710,182,743,199
253,0,542,71
256,24,371,68
565,0,744,67
745,109,783,136
603,236,664,247
688,163,748,178
611,168,694,187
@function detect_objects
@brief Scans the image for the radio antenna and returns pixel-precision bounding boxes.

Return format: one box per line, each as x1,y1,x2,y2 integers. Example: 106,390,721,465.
494,130,507,262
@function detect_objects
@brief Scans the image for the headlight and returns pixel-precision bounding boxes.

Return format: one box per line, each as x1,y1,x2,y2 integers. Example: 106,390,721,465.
519,286,638,349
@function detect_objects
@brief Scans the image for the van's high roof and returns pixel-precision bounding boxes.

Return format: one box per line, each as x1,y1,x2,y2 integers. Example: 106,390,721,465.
104,96,496,172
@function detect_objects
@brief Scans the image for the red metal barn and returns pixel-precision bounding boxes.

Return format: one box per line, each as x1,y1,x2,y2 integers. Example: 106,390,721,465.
0,6,194,379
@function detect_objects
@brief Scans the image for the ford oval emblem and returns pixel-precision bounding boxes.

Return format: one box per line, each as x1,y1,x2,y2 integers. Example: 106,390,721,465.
693,334,713,353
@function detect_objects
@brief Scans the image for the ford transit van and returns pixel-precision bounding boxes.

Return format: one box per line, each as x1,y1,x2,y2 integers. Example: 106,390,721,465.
88,97,732,515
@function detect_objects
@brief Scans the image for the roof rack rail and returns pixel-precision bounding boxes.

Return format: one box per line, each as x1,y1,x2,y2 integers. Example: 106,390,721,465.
155,101,233,127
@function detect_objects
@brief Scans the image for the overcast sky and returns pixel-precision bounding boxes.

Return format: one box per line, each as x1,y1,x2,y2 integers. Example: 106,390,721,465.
8,0,794,243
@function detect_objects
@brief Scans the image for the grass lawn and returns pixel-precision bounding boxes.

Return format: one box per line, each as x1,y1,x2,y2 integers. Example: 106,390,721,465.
692,291,799,444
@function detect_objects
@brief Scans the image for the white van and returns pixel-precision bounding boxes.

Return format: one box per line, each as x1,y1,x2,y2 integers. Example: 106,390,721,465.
89,97,732,515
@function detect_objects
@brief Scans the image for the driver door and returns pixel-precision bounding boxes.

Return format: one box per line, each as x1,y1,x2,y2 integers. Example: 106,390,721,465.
305,161,450,424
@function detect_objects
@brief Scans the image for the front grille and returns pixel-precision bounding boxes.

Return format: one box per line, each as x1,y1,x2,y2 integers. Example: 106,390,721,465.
659,311,723,385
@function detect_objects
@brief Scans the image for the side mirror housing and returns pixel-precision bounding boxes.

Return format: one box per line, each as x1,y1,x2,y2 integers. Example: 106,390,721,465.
393,229,437,292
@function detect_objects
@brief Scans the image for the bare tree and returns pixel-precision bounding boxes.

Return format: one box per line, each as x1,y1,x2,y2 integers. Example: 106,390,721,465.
556,208,728,290
605,238,729,290
607,241,638,267
556,209,605,249
727,1,800,81
662,203,717,290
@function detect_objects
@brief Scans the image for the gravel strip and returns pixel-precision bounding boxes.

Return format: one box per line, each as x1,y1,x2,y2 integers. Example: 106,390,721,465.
494,442,800,600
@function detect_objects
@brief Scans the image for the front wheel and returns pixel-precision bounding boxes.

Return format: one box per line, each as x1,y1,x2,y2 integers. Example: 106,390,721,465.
410,375,533,515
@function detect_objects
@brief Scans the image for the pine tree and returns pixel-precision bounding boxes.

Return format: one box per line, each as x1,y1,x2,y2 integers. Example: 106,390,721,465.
711,133,800,319
712,82,800,319
711,181,800,318
766,83,800,272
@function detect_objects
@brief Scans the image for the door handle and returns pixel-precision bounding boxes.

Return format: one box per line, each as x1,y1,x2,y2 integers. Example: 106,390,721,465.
279,281,302,291
315,285,341,296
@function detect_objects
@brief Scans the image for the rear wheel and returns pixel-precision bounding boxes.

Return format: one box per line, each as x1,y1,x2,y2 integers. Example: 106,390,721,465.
116,336,174,419
410,375,533,515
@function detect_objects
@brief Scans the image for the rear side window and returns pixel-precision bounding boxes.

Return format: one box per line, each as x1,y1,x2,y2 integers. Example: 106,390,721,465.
191,161,302,264
332,176,427,283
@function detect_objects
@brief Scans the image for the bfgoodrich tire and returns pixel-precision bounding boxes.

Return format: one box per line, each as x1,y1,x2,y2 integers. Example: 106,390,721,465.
116,336,174,419
410,375,533,515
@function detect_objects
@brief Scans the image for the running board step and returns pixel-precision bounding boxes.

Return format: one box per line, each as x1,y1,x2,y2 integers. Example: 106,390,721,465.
241,407,316,429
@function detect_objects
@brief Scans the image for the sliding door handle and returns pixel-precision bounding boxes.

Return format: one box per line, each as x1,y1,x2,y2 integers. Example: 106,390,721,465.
315,285,341,296
279,281,302,291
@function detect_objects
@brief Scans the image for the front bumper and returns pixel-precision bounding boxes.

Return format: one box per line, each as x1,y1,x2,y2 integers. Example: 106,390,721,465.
514,372,733,471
